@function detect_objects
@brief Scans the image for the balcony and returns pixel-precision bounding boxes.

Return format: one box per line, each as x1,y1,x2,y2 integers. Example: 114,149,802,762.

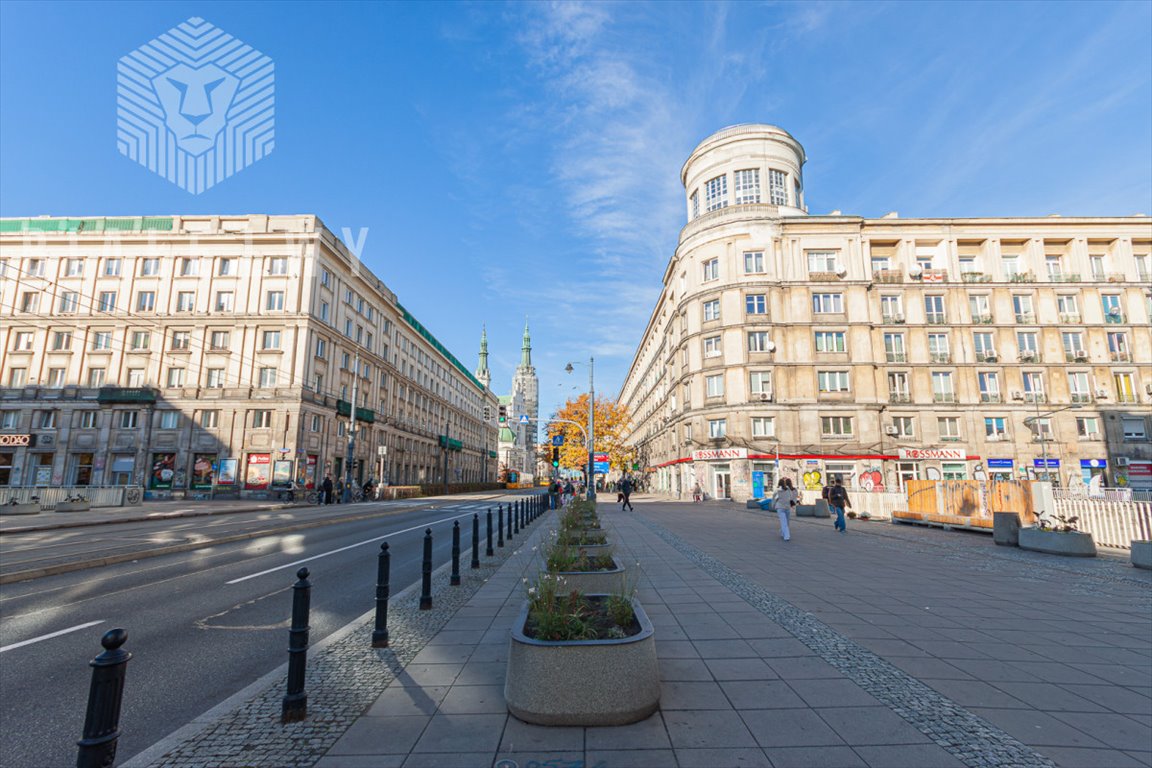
929,352,951,363
1070,393,1093,404
1105,312,1126,324
973,314,994,324
1077,433,1103,441
1065,350,1089,362
933,392,957,403
874,269,905,283
980,393,1003,403
886,352,907,363
1015,314,1035,324
1104,273,1126,283
1023,392,1047,404
808,271,843,281
1118,394,1139,404
1032,434,1054,442
888,393,911,403
882,313,906,324
940,435,962,442
921,269,949,283
960,272,991,283
1017,352,1039,362
1008,272,1036,283
1049,273,1081,283
976,352,999,363
1058,313,1081,323
1110,350,1131,362
926,314,948,325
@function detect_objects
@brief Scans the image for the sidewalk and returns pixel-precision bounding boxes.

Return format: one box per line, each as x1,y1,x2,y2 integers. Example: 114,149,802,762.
134,496,1151,768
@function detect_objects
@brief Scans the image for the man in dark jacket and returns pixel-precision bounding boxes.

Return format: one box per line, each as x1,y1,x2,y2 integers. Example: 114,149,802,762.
322,474,334,505
828,478,851,533
620,476,635,511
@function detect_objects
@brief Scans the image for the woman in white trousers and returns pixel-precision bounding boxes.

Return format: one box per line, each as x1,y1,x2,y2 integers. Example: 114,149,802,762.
770,479,798,541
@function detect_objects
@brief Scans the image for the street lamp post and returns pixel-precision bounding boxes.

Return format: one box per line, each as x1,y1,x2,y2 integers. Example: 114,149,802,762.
1024,403,1082,483
343,351,360,504
565,358,595,500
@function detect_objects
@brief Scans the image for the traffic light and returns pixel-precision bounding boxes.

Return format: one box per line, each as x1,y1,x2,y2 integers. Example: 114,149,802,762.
483,405,492,421
551,447,560,467
498,404,507,423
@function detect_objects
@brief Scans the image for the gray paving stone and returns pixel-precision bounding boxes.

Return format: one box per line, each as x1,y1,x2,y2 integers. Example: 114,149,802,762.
1050,711,1152,751
744,637,816,658
436,684,507,715
720,680,808,709
673,747,772,767
992,681,1109,712
400,753,493,768
584,749,678,767
394,662,464,687
786,678,883,708
659,657,715,681
815,706,931,746
326,715,430,755
766,656,842,679
410,711,507,754
585,711,671,750
663,709,759,749
1032,747,1149,768
454,660,507,686
498,716,584,752
761,745,867,767
852,744,966,767
922,678,1030,709
655,639,701,658
314,756,405,768
739,707,845,748
659,680,733,710
704,657,778,681
692,638,758,658
366,686,449,717
972,707,1108,748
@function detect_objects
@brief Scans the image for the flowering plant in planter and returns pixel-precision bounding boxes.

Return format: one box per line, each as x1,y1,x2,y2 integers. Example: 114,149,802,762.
555,529,608,546
524,573,638,641
1035,512,1080,532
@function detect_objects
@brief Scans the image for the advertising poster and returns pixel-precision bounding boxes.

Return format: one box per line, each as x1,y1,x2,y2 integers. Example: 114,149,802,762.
191,454,215,489
245,453,271,490
150,452,176,489
272,460,293,489
304,455,318,489
217,458,238,486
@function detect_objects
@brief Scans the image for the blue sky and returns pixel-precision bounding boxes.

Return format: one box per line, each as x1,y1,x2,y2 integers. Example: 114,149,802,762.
2,1,1150,425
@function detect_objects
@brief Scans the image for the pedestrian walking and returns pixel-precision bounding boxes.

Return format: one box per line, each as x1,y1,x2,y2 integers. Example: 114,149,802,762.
335,478,345,504
761,478,797,541
563,479,575,506
322,473,334,505
829,477,851,533
620,476,634,511
692,483,702,503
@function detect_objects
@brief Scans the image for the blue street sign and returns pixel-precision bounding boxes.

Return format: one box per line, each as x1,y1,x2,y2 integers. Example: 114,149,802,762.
1033,458,1060,468
1080,459,1105,469
519,415,530,424
987,459,1014,469
551,435,565,446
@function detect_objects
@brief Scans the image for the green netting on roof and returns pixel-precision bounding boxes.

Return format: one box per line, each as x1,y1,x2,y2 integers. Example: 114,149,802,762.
0,217,175,233
397,303,485,391
104,218,140,231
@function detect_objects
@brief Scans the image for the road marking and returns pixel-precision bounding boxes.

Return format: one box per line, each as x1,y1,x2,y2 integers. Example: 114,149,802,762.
225,509,485,585
0,620,104,653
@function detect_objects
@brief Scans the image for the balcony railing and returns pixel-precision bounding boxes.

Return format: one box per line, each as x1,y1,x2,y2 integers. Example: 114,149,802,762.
980,393,1003,403
1104,273,1126,283
808,271,842,281
921,269,949,282
1023,392,1047,404
1008,272,1036,283
1105,312,1126,324
1049,273,1081,283
874,269,905,283
1065,350,1089,362
1017,352,1039,362
933,392,957,403
1117,394,1139,404
889,393,911,403
1015,314,1035,324
960,272,991,283
886,353,907,363
1058,313,1081,323
1071,393,1093,404
940,435,962,442
974,314,994,324
976,352,999,363
926,314,948,325
881,313,905,324
1110,351,1131,362
929,352,951,363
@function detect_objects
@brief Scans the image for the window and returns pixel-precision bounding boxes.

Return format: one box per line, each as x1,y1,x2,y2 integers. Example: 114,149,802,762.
768,169,788,206
174,292,195,312
749,371,772,394
816,331,847,353
199,410,219,428
13,332,34,351
811,293,843,313
179,258,199,276
1136,252,1150,282
708,418,727,438
751,417,775,437
78,411,99,429
166,367,185,388
1068,372,1091,403
267,257,288,275
978,372,1000,402
98,291,117,312
942,463,967,481
817,371,850,392
1114,372,1137,403
321,268,331,287
209,330,230,350
690,191,699,219
1089,254,1106,280
87,368,106,387
744,251,764,273
344,319,353,337
705,374,724,397
931,372,954,402
0,411,19,429
1062,332,1085,359
26,258,45,276
1012,294,1034,322
92,332,112,351
747,331,771,352
159,411,180,429
807,251,839,273
703,335,722,358
218,258,235,276
205,369,225,388
65,258,84,277
104,258,121,277
119,411,138,429
7,368,27,387
313,373,323,392
51,331,72,351
745,294,766,315
36,410,57,429
1017,332,1038,358
1102,294,1123,322
959,257,977,274
127,369,145,387
883,333,904,362
893,416,914,437
1022,372,1045,402
968,294,991,322
47,368,67,387
1076,417,1100,440
315,338,327,358
888,372,910,401
251,410,273,429
1121,417,1146,441
821,416,853,437
214,291,234,312
340,351,351,370
1030,417,1053,441
266,291,285,311
1057,294,1080,320
171,331,191,351
702,258,719,281
733,169,760,204
1044,255,1063,279
937,417,961,441
1107,332,1130,361
309,414,322,432
319,301,330,322
880,295,903,321
258,367,277,388
58,292,78,313
924,295,946,323
130,331,150,350
703,300,720,321
137,291,156,311
140,258,160,276
973,332,996,359
262,330,282,350
704,174,728,212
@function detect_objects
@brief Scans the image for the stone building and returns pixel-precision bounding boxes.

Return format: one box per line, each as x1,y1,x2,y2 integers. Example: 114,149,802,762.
492,322,539,482
618,125,1152,502
0,214,498,497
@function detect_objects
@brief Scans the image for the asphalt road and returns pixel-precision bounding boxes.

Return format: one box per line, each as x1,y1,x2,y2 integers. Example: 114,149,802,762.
0,495,532,768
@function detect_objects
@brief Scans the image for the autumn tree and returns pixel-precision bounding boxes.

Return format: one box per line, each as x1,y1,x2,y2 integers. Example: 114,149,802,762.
545,394,635,473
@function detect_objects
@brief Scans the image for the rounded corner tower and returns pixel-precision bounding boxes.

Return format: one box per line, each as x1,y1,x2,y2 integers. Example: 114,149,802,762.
680,124,808,221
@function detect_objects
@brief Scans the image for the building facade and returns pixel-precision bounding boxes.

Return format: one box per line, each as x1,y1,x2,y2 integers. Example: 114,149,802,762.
619,125,1152,502
493,322,540,482
0,214,498,496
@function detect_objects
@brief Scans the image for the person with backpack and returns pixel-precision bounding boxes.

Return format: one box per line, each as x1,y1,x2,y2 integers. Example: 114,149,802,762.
760,478,797,541
828,477,851,533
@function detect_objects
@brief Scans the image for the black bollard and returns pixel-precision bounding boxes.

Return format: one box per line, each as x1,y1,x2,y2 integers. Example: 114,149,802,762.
420,528,433,609
76,628,131,768
471,513,481,569
372,543,390,648
282,567,311,722
514,500,520,534
507,500,514,541
486,508,494,557
451,521,461,586
497,504,505,548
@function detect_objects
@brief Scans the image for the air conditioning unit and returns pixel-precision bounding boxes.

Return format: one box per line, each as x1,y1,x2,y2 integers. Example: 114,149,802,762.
1074,352,1088,361
884,426,898,436
1116,457,1130,466
1011,391,1024,401
894,314,905,323
758,392,773,402
1095,388,1108,398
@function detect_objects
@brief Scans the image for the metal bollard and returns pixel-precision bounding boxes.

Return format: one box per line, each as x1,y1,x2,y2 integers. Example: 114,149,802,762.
514,500,520,534
372,543,390,648
507,501,514,541
76,628,132,768
451,521,461,586
497,504,505,548
471,513,481,569
486,508,494,556
420,528,433,609
282,567,311,722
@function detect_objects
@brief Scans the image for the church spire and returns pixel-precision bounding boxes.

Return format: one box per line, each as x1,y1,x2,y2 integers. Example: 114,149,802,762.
519,319,532,369
476,326,491,388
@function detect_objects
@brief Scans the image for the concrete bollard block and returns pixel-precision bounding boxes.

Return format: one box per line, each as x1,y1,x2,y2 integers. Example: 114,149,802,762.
993,512,1021,547
1132,540,1152,570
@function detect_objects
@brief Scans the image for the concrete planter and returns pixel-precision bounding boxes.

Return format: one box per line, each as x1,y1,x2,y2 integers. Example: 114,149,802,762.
505,595,659,726
547,556,626,594
1131,540,1152,570
54,501,92,513
1,502,41,515
1018,528,1097,558
993,512,1022,547
795,501,830,518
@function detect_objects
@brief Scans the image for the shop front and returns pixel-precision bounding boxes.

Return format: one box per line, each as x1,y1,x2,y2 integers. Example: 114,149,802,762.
986,458,1014,483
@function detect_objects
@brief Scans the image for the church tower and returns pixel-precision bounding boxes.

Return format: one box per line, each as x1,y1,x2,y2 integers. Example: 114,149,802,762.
511,320,539,461
475,326,491,389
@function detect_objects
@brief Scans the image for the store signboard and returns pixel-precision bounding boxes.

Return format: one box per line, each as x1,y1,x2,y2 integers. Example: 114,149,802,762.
217,459,238,486
1033,458,1060,468
692,448,749,461
898,448,966,461
987,459,1014,469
